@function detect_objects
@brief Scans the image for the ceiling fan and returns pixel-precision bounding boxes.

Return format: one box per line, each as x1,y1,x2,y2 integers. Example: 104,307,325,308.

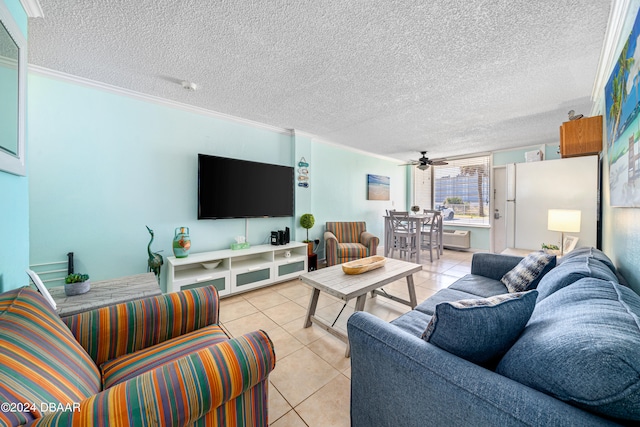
400,151,448,170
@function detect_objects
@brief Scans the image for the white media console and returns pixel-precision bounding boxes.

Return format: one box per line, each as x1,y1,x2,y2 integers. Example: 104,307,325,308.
166,242,308,296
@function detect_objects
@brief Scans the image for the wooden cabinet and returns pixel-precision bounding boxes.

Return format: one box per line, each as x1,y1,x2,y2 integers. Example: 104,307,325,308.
559,115,603,158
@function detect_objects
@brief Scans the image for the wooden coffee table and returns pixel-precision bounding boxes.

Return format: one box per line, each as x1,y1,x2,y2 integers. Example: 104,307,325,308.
300,257,421,356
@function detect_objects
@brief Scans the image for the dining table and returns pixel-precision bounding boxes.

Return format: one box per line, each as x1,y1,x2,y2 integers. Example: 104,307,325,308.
383,213,438,264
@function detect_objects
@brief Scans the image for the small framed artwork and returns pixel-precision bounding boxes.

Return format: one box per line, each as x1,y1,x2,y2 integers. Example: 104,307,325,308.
367,174,390,200
26,269,57,310
563,236,579,254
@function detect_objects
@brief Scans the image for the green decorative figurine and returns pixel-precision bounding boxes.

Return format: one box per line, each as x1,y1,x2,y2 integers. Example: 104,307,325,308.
146,226,163,281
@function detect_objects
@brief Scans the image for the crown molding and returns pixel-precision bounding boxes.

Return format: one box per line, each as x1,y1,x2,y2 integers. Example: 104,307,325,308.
19,0,43,18
311,137,404,163
28,65,293,136
291,129,315,140
591,0,635,114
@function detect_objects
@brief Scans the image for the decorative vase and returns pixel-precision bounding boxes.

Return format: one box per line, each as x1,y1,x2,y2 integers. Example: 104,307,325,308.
173,227,191,258
64,280,91,296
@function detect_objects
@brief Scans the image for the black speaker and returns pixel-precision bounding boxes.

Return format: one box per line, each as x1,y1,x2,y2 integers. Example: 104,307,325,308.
271,231,279,245
284,227,290,244
278,230,285,245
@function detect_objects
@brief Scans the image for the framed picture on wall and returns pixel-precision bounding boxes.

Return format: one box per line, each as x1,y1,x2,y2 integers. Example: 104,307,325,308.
563,236,579,254
605,6,640,207
0,2,27,176
367,174,390,200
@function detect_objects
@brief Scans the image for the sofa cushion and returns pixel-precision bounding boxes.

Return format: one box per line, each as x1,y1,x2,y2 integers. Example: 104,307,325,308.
448,275,509,298
559,247,616,273
500,251,556,292
496,278,640,421
414,288,481,316
0,288,101,425
536,257,618,301
421,290,538,366
336,243,368,259
101,323,229,388
390,309,433,338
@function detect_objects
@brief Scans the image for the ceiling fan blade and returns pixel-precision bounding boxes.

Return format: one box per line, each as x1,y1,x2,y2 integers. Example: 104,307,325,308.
398,159,419,166
430,160,448,166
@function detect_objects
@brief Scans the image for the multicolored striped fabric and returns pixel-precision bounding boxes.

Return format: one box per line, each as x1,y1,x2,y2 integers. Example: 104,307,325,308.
101,324,229,389
64,285,219,366
0,288,101,426
325,222,379,266
29,331,276,426
326,221,367,243
336,243,369,260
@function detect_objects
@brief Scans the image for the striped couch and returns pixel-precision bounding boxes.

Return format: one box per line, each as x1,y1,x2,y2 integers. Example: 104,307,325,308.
0,285,275,426
324,221,379,266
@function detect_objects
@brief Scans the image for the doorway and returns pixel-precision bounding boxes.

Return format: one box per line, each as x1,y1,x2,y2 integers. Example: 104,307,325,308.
492,166,507,253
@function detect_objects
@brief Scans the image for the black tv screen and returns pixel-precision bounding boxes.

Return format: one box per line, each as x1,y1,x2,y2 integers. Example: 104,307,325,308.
198,154,294,219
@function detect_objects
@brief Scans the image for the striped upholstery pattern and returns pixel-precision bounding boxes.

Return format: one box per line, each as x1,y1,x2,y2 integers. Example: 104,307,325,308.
336,243,369,260
326,222,367,243
101,324,229,389
325,222,379,266
0,288,100,426
29,331,276,426
64,285,219,366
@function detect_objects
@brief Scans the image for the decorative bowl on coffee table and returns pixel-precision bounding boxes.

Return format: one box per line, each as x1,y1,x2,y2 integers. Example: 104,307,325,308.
342,256,386,275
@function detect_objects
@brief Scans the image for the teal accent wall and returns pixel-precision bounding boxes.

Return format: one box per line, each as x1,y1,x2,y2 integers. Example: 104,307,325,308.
2,0,25,35
28,74,293,292
292,133,312,242
599,3,640,293
310,142,406,257
0,171,29,291
545,144,561,161
0,66,19,154
28,74,407,291
493,144,559,166
0,0,27,292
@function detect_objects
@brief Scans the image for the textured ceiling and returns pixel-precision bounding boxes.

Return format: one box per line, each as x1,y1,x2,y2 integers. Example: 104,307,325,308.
28,0,612,162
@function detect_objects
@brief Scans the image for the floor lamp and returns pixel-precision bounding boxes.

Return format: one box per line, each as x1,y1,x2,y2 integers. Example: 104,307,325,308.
547,209,581,255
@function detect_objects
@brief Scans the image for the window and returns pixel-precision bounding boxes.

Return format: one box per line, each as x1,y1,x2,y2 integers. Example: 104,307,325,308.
413,167,432,213
414,155,490,226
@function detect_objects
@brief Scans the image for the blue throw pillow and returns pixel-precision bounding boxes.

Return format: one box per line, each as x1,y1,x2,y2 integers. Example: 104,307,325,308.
496,278,640,421
500,251,556,293
422,290,537,366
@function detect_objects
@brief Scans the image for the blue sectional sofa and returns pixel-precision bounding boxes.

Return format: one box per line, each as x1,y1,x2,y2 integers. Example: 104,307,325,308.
348,248,640,426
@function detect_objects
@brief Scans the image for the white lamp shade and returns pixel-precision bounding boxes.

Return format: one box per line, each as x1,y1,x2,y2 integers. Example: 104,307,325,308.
548,209,581,233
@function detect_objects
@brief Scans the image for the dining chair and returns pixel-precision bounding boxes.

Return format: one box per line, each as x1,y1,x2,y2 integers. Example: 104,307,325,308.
388,211,418,260
425,209,445,255
421,210,442,262
385,210,408,257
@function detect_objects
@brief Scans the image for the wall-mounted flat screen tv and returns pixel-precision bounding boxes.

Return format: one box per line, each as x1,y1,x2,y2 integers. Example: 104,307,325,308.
198,154,294,219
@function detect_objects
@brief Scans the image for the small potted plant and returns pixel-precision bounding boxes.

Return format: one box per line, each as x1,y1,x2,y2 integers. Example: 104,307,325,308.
300,213,315,255
64,273,91,296
541,243,561,256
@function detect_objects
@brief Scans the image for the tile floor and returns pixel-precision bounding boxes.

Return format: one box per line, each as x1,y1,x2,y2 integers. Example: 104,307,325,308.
218,249,474,426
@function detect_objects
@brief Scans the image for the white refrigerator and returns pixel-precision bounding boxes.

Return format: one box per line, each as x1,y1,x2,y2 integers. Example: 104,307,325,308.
505,155,599,251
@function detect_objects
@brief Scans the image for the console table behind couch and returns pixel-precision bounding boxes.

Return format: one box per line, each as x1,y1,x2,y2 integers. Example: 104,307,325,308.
49,272,162,318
